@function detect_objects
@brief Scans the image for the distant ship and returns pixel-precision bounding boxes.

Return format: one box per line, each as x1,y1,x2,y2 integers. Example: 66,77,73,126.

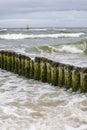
26,25,29,30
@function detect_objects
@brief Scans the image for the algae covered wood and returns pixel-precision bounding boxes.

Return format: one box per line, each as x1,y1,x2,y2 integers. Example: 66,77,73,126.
30,60,34,79
51,61,58,86
40,58,47,82
80,68,87,93
34,57,41,80
58,64,64,87
64,65,73,89
46,60,52,83
0,50,87,93
25,57,31,78
72,67,80,92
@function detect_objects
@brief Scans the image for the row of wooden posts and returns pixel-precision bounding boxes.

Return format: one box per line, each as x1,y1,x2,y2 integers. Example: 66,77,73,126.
0,50,87,93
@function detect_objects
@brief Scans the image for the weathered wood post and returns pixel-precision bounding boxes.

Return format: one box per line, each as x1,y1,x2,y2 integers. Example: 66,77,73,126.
80,68,87,93
4,51,8,70
14,53,19,74
21,55,26,76
64,65,73,89
0,51,2,68
17,54,22,75
40,57,47,82
11,52,16,72
0,50,4,69
51,61,58,86
58,63,64,87
34,57,41,80
72,67,80,92
7,52,13,71
46,59,52,83
30,59,34,79
25,56,31,78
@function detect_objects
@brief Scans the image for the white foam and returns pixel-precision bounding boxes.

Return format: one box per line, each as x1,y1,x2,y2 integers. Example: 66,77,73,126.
0,33,84,40
53,28,66,31
30,28,48,31
65,124,87,130
55,45,83,53
0,29,7,32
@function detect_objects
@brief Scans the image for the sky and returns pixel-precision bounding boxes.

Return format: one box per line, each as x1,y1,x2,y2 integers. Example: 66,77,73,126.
0,0,87,28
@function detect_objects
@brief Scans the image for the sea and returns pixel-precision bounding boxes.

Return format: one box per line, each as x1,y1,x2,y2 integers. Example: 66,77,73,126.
0,27,87,130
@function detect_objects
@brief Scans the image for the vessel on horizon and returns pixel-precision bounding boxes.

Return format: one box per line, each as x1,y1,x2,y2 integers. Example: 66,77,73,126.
26,25,29,30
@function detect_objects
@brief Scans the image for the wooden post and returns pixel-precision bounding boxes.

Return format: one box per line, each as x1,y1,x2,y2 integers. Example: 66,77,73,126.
72,67,80,92
40,57,47,82
25,56,31,78
0,50,4,69
7,52,13,71
64,65,73,89
80,68,87,93
46,59,52,83
21,55,26,76
4,51,8,70
17,54,22,75
14,53,19,74
34,57,41,80
11,52,16,72
51,61,58,86
30,59,34,79
58,63,64,87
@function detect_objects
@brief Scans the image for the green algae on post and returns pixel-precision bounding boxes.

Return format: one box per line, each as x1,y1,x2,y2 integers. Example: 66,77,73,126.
40,57,47,82
14,53,19,74
51,61,58,86
30,59,34,79
7,52,13,71
18,54,22,75
25,57,31,78
4,51,8,70
0,51,2,68
64,65,73,89
0,51,4,69
34,57,41,80
21,55,26,76
46,59,52,83
58,63,64,87
11,52,16,72
72,67,80,92
80,68,87,93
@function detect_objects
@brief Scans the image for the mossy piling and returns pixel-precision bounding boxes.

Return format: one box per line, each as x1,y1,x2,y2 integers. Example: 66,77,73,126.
0,50,87,93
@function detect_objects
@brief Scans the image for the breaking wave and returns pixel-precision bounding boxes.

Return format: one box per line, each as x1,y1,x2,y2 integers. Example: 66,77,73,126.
0,32,84,40
37,41,87,54
53,45,83,53
0,29,7,32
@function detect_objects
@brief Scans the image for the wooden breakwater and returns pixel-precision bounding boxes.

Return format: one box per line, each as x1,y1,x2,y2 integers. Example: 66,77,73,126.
0,50,87,93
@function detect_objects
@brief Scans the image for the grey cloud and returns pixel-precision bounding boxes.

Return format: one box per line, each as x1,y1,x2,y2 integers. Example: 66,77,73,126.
0,0,87,20
0,0,87,27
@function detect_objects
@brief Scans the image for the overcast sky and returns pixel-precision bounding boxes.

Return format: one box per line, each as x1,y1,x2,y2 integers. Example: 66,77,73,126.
0,0,87,28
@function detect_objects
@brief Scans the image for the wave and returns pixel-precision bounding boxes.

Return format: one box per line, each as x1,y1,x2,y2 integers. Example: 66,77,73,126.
53,45,83,53
30,28,66,31
37,41,87,54
30,28,48,31
0,29,7,32
0,32,84,40
52,28,66,31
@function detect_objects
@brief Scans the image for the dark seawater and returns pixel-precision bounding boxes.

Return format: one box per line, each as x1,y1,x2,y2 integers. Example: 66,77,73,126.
0,27,87,130
0,27,87,67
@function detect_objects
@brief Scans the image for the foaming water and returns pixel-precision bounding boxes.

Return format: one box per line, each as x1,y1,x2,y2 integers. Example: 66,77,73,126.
0,28,87,130
0,70,87,130
0,32,84,40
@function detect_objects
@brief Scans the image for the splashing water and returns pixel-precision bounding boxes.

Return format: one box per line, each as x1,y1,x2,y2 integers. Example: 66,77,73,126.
0,70,87,130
